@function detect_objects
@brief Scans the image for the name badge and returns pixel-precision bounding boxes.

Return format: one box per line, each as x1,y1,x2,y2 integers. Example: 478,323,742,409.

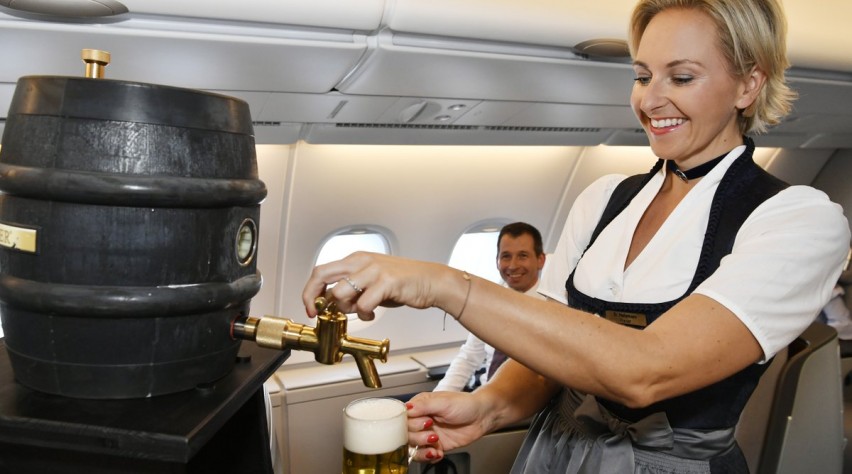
603,310,648,329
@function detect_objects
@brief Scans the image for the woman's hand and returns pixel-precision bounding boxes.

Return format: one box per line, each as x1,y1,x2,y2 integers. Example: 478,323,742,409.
405,391,492,463
301,251,451,321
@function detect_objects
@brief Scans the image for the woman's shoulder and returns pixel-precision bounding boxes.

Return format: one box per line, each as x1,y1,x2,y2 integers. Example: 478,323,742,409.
762,185,846,218
742,184,849,241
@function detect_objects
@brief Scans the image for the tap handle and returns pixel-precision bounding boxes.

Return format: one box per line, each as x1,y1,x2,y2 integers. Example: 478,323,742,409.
315,294,337,315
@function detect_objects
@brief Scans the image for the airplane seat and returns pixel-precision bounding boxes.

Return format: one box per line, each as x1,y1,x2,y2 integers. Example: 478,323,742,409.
839,266,852,382
736,322,843,474
735,343,787,472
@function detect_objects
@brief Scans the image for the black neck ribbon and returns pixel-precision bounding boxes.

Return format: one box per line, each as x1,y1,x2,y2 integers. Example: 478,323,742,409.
667,152,729,182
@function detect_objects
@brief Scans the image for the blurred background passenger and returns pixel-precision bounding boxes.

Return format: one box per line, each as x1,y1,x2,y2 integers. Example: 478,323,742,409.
435,222,546,392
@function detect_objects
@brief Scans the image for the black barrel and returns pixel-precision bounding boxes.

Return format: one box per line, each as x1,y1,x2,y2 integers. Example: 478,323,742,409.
0,76,266,399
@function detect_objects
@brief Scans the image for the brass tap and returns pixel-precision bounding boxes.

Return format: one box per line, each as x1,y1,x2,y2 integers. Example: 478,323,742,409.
231,296,389,388
81,49,110,78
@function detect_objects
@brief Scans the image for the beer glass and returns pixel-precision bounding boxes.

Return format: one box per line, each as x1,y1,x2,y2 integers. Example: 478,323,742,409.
342,397,409,474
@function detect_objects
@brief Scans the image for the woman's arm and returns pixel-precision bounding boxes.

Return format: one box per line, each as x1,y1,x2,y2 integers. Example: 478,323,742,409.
431,268,764,408
302,253,758,407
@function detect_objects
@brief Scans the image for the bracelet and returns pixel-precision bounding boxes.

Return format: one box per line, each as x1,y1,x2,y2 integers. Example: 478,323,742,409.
455,271,472,321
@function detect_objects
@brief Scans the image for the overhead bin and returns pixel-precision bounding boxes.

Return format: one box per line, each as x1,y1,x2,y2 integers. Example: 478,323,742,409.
334,0,635,104
337,29,635,105
0,10,372,93
769,77,852,149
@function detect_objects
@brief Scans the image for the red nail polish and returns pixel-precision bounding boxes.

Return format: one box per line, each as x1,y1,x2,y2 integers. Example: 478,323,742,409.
423,419,433,429
427,434,439,443
425,451,435,460
405,403,414,410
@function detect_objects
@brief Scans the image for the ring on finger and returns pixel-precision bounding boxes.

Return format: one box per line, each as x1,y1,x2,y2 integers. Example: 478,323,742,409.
343,276,364,294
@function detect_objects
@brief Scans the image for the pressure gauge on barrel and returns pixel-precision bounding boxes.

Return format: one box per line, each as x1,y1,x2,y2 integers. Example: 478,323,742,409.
236,218,258,266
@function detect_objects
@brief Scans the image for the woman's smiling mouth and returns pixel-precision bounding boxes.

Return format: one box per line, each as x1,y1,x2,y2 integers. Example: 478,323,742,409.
651,117,686,129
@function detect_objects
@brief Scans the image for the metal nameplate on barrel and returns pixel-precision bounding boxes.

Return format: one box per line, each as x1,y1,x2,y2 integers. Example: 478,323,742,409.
0,49,266,399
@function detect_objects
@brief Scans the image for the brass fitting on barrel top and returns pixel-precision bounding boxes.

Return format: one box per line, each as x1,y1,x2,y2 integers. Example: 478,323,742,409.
81,49,111,78
231,297,389,388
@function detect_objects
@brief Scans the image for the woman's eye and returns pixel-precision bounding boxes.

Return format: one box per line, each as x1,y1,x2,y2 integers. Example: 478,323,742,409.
672,75,694,85
633,76,651,86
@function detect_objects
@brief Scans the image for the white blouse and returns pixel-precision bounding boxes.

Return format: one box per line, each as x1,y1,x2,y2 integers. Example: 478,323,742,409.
539,145,850,361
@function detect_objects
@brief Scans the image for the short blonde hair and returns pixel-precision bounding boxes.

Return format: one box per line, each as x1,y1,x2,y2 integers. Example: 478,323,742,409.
628,0,796,134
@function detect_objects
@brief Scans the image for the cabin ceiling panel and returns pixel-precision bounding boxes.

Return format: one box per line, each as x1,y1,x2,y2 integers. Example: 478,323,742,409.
784,1,852,73
0,14,367,92
121,0,385,31
337,30,635,105
387,0,635,48
500,103,637,129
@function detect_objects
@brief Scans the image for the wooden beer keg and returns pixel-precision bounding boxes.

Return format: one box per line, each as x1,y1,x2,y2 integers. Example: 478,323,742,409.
0,51,266,398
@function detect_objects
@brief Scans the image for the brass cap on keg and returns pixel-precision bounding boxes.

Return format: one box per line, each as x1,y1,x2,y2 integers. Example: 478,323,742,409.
81,49,111,78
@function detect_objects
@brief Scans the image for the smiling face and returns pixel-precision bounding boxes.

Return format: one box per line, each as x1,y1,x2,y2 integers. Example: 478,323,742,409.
497,233,545,293
631,8,764,167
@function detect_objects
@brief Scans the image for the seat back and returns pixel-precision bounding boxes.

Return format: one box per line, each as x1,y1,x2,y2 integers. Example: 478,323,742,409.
735,345,787,472
750,322,844,474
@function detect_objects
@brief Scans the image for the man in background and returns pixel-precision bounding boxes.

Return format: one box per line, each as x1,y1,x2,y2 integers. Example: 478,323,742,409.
434,222,546,391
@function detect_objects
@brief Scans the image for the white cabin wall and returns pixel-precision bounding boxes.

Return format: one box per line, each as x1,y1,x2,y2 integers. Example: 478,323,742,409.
812,149,852,237
257,142,589,364
758,148,833,186
253,145,295,320
544,145,659,252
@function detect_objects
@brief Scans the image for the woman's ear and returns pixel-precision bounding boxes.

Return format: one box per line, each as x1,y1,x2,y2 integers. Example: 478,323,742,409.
736,67,767,115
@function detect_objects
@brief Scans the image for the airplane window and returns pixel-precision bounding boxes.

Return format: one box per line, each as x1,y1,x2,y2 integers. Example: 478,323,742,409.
316,231,389,265
448,230,502,284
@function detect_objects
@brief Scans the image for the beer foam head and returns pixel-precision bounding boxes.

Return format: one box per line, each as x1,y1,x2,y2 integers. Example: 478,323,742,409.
343,397,407,455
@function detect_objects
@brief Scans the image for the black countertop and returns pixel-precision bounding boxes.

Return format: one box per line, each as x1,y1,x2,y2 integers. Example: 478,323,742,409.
0,339,288,463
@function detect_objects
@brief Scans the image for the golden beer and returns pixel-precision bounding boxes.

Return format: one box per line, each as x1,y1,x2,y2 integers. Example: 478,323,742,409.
342,397,409,474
